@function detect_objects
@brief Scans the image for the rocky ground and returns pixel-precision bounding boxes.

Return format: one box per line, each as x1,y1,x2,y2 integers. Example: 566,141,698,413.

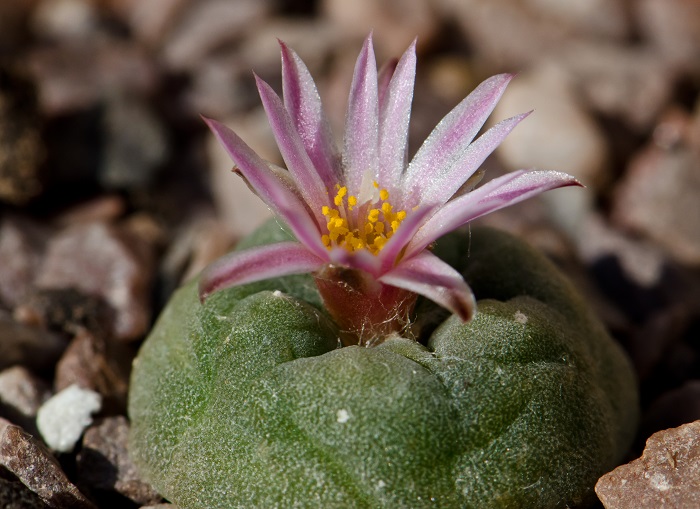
1,0,699,508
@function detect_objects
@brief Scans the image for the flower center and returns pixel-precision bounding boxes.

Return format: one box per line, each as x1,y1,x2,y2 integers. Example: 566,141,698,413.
321,182,407,255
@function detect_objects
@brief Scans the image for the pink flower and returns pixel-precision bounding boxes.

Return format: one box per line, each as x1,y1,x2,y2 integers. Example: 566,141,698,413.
200,34,580,343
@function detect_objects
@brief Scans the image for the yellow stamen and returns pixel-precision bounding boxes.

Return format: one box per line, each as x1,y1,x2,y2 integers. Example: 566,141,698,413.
319,181,409,255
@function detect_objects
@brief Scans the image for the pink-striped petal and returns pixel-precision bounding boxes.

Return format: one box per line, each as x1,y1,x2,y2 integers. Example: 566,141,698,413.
328,247,381,277
343,33,379,194
203,116,327,258
379,250,476,321
377,204,436,274
418,111,531,207
406,170,582,258
378,39,416,193
255,75,330,220
403,73,514,201
377,57,398,111
198,242,325,302
280,40,340,189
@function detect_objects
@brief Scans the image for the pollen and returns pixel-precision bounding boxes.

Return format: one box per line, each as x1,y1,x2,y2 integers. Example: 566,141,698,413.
321,182,407,255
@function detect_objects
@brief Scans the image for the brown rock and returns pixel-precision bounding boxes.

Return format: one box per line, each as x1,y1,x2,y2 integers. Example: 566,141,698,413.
31,0,100,41
161,0,272,71
492,64,607,235
322,0,440,57
0,476,47,509
0,215,49,308
54,328,132,413
440,0,629,68
637,0,700,73
0,417,96,508
53,194,127,227
99,92,168,190
27,40,156,115
35,221,155,341
0,311,67,372
596,420,700,508
560,42,675,131
0,366,51,432
14,287,114,337
103,0,189,49
612,144,700,266
160,214,233,298
77,416,161,505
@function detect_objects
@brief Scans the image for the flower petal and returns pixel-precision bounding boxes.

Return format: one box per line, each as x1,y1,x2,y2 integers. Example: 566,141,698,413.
418,111,531,206
379,39,416,191
256,75,330,219
377,57,398,110
280,40,341,189
406,170,582,258
378,204,437,274
344,33,379,194
328,246,381,277
403,73,514,204
203,116,327,258
378,250,475,321
199,242,325,302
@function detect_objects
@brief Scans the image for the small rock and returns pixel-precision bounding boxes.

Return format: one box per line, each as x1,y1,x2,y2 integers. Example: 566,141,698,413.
0,215,49,308
35,221,155,341
31,0,99,41
560,41,675,131
0,366,51,432
14,287,114,337
441,0,629,68
99,92,168,190
36,384,102,453
612,144,700,266
162,0,272,71
77,416,161,505
239,18,339,76
104,0,189,49
596,420,700,508
160,214,233,299
493,63,607,234
186,52,255,119
578,214,666,289
54,328,132,413
0,311,67,372
27,40,156,115
53,194,127,227
0,477,47,509
322,0,440,57
0,417,96,508
636,0,700,73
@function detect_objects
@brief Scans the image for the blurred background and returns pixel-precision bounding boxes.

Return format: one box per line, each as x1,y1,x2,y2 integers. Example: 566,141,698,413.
1,0,699,507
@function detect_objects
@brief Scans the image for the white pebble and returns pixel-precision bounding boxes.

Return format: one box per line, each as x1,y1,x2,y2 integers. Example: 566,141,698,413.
36,384,102,453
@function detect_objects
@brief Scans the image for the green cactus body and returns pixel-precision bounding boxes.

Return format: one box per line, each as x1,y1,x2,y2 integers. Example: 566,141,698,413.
128,221,638,508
